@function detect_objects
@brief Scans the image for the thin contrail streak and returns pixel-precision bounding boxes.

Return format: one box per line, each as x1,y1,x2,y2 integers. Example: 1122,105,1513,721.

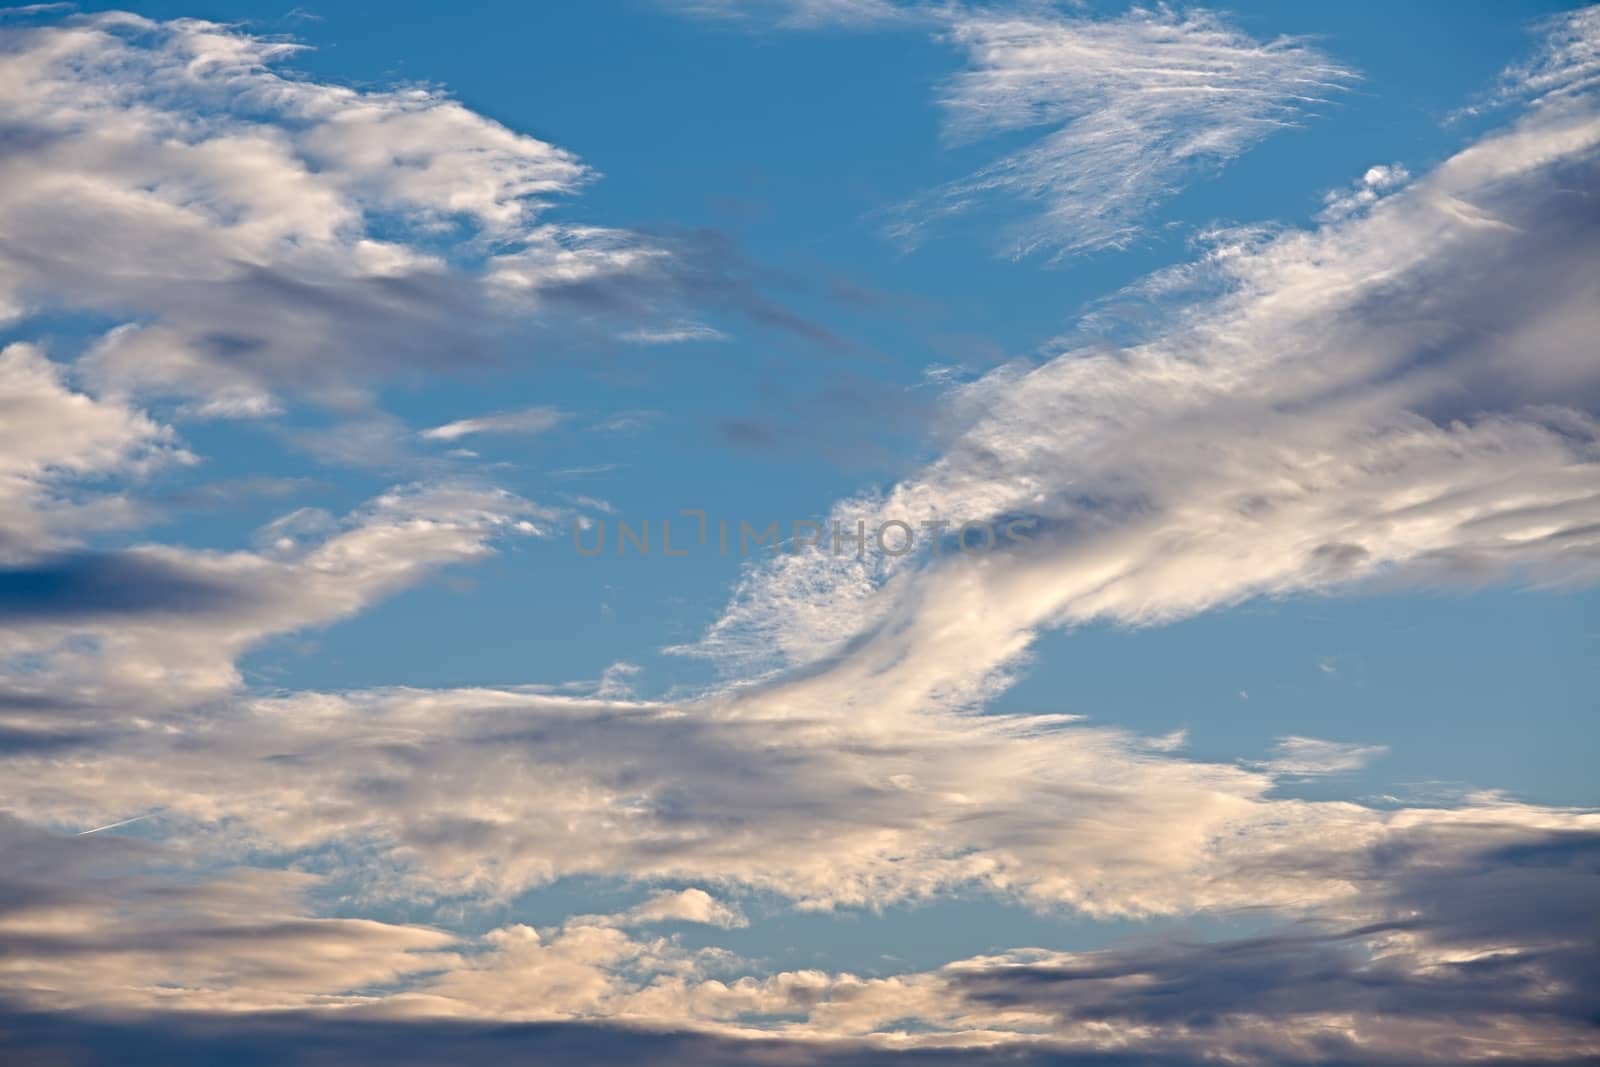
76,813,157,836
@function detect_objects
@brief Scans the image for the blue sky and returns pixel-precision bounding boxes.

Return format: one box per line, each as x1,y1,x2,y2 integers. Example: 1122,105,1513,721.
0,2,1596,1064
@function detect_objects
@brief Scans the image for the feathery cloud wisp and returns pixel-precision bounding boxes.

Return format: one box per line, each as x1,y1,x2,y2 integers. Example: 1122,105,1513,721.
421,407,567,442
898,6,1356,258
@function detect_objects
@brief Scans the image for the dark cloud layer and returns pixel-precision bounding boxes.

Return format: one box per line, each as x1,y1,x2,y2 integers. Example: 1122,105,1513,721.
0,551,251,621
950,828,1600,1059
0,1004,1589,1067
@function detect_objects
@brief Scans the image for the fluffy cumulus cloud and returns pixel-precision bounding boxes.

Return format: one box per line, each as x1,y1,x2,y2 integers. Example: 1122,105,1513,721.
0,342,185,555
622,888,750,929
1,5,1598,1066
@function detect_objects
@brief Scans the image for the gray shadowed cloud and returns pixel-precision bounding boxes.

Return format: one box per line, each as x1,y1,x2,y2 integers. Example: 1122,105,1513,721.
0,551,254,621
0,13,849,418
3,821,1596,1066
534,226,858,353
0,1007,1242,1067
945,826,1600,1063
0,816,456,1012
0,484,551,720
684,50,1600,682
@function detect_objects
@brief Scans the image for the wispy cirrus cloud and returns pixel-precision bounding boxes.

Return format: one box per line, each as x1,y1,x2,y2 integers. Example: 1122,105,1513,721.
665,0,918,30
898,6,1357,258
620,322,729,344
1489,3,1600,109
687,47,1600,684
1257,736,1389,776
670,3,1356,259
420,407,567,442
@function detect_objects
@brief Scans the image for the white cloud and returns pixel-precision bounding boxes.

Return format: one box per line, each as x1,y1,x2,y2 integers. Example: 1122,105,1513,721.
896,6,1355,258
0,816,456,1015
0,342,186,556
686,61,1600,701
1318,162,1410,220
8,810,1595,1062
668,0,917,30
620,322,728,344
1496,4,1600,106
0,12,671,413
673,4,1353,258
421,406,567,442
7,674,1587,943
0,483,554,713
1258,736,1388,776
625,888,749,929
0,8,1597,1062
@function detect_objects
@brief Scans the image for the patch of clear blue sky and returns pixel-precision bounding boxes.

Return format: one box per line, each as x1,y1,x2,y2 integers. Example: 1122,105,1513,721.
54,2,1594,813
